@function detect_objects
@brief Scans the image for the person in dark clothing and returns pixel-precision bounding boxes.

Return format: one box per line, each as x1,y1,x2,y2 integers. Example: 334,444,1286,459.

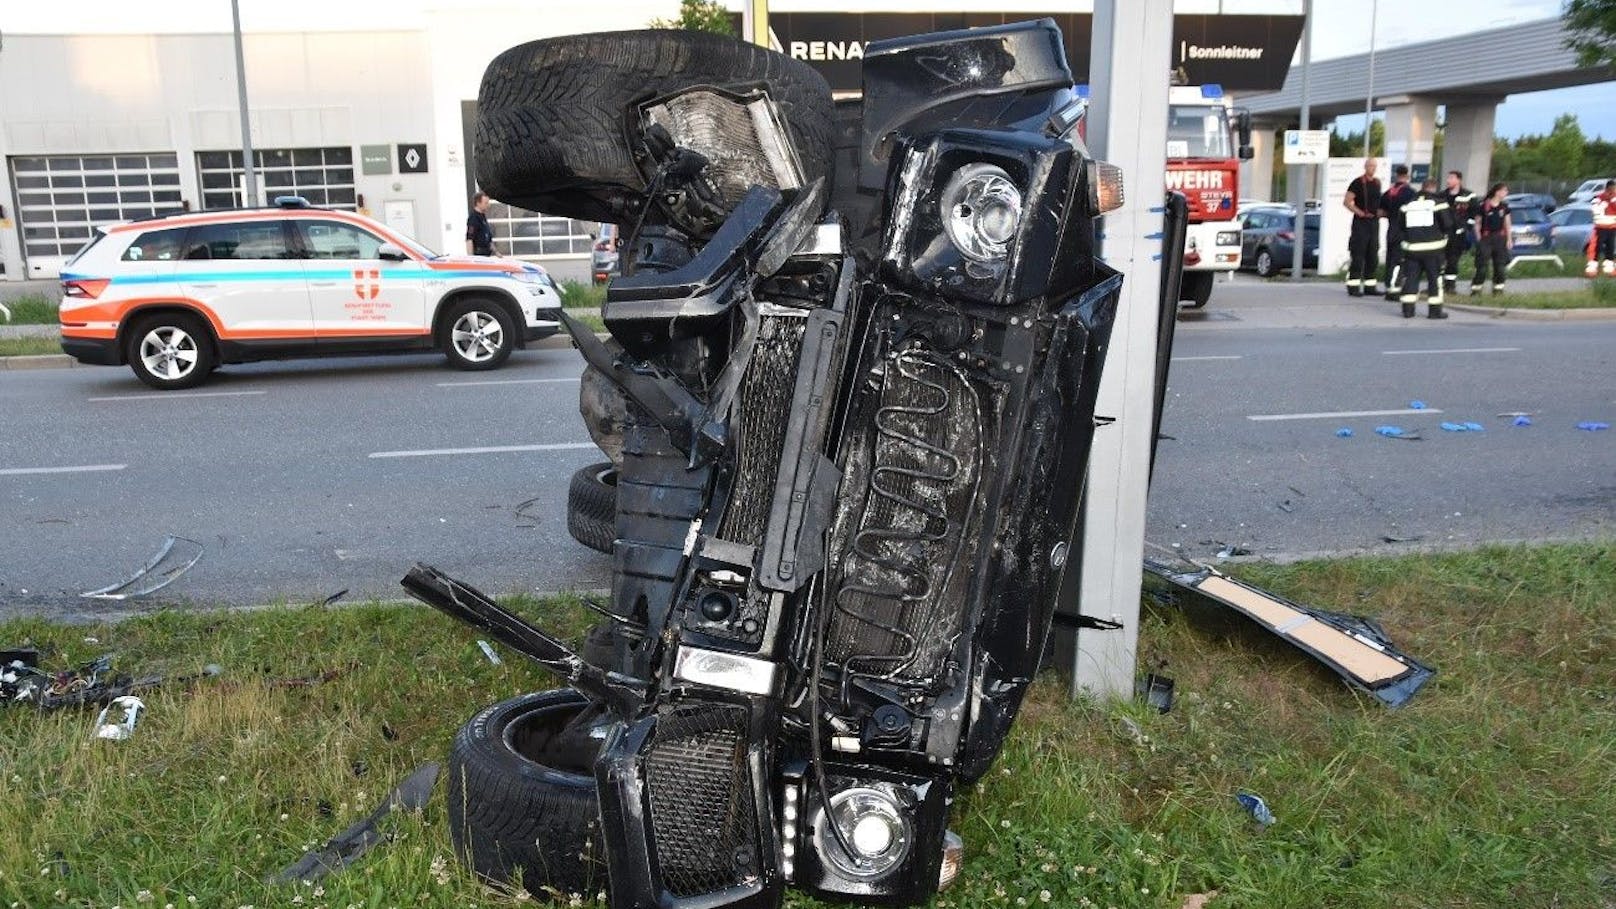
1471,183,1512,295
466,191,494,256
1397,179,1455,319
1343,158,1383,297
1378,164,1416,301
1440,170,1475,296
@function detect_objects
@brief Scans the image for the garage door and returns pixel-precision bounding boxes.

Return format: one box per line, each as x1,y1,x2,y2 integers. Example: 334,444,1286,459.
197,147,357,211
8,153,184,277
487,201,595,259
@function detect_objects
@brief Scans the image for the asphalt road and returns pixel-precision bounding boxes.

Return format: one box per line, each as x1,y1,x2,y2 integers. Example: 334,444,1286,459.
1,281,1612,618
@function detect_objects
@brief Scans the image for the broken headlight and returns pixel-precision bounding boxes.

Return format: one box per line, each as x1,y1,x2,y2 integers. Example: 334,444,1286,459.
940,163,1023,263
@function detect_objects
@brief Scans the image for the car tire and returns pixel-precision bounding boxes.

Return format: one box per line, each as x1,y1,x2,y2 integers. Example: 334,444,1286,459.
1254,247,1276,278
475,29,835,225
447,690,609,898
125,312,217,390
567,462,617,555
1180,271,1214,308
441,298,517,371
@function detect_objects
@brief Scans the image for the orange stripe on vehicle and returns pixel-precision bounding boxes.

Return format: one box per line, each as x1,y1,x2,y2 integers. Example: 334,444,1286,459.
425,261,519,273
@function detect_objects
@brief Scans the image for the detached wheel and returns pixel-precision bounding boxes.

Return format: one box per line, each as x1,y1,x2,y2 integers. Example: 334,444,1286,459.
567,462,617,555
1254,247,1277,278
447,690,608,898
442,298,516,371
1180,271,1214,308
475,29,834,224
125,312,217,390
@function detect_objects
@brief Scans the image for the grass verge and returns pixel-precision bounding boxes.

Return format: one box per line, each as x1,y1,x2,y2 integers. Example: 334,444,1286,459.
1455,281,1616,309
3,543,1613,908
0,294,59,324
558,279,607,333
0,336,63,357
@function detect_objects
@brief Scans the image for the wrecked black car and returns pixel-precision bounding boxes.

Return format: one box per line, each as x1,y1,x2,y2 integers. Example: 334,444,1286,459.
404,19,1124,907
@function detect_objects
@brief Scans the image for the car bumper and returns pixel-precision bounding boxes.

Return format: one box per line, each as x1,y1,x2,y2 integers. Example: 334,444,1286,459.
60,335,121,366
524,306,562,342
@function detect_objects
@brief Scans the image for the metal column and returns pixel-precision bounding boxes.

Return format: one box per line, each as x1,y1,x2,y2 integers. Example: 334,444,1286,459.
230,0,259,206
1071,0,1174,700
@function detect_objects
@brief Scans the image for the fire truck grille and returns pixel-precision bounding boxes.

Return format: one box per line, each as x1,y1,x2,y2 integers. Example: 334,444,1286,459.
645,704,759,898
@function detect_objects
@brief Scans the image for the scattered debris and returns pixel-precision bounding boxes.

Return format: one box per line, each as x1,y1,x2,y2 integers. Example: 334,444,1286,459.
1497,412,1532,419
1214,544,1253,561
1380,534,1425,544
1235,792,1275,827
476,640,502,665
1135,672,1175,713
1118,716,1147,746
1374,425,1420,440
268,762,440,885
317,589,349,607
1335,427,1353,438
513,496,545,529
4,649,222,710
1408,400,1427,410
92,695,144,740
1440,421,1485,432
1143,559,1436,707
81,535,204,600
1577,421,1610,432
1512,415,1532,427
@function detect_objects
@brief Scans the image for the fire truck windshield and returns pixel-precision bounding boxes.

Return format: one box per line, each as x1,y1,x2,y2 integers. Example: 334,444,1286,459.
1166,105,1231,159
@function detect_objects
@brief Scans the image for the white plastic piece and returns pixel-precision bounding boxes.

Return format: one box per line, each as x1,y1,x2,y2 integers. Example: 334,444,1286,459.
673,646,778,695
93,695,145,741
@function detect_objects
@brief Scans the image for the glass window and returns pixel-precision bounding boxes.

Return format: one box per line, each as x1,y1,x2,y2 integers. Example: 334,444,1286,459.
1166,104,1232,158
183,221,294,260
122,226,189,261
297,220,384,259
1512,207,1546,225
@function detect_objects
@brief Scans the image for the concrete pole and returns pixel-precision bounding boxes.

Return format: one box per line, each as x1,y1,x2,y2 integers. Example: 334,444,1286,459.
1072,0,1173,701
231,0,259,207
1363,0,1378,158
1291,0,1313,281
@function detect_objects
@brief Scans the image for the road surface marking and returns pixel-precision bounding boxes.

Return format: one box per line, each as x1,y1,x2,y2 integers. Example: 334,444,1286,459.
435,377,580,387
0,464,127,476
1381,347,1520,356
1247,408,1444,422
368,442,598,459
1171,355,1244,362
89,390,267,402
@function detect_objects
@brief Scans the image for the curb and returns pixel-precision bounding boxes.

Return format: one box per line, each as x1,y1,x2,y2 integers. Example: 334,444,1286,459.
0,333,590,371
1444,303,1616,321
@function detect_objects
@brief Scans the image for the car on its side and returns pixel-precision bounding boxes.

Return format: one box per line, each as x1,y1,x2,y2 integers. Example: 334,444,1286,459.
1549,203,1596,254
1505,192,1556,214
1508,205,1554,253
58,198,562,389
1568,178,1614,205
1239,205,1319,277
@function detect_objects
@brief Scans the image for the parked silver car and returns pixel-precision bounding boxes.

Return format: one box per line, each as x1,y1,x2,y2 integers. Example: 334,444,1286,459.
1549,203,1596,255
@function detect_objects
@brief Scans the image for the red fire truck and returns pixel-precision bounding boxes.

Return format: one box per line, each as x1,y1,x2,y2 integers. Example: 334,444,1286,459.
1164,84,1253,307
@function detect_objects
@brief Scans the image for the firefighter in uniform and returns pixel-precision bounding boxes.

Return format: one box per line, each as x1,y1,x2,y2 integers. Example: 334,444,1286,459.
1440,170,1475,295
1343,158,1382,296
1471,183,1512,295
1587,179,1616,277
1379,164,1416,301
1397,179,1455,319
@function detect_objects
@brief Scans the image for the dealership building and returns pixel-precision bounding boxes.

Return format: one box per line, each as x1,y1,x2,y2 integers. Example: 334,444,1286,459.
0,1,1302,283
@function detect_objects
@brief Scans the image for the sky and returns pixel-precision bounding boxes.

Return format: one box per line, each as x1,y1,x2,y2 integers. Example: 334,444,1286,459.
1,0,1610,139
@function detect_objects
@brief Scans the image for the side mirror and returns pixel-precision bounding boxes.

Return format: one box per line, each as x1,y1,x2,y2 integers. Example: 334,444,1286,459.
377,242,409,262
1235,108,1254,160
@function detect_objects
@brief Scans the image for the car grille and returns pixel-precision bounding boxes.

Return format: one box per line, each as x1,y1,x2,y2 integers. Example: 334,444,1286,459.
718,315,806,546
645,703,759,898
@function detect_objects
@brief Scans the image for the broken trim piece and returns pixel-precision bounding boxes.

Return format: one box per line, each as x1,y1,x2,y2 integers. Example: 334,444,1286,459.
1143,559,1435,708
81,535,204,600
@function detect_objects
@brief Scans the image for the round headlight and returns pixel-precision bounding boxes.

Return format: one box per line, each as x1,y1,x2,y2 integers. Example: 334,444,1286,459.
814,787,912,879
940,163,1023,263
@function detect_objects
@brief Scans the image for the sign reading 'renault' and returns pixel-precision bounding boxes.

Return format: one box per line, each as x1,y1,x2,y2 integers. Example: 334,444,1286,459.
738,13,1305,93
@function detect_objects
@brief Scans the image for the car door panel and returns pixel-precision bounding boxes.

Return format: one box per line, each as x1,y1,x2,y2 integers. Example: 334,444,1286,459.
296,219,428,338
176,219,311,340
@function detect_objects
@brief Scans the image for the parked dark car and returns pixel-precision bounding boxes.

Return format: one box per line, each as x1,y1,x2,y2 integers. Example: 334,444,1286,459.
1505,192,1556,214
591,222,619,284
1549,203,1596,254
1239,206,1318,276
405,20,1125,909
1509,205,1554,254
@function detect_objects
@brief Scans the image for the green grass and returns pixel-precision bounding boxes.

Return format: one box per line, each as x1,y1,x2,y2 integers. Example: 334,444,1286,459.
3,543,1614,908
1325,252,1577,284
0,294,59,324
0,336,62,357
1456,281,1616,309
558,279,607,333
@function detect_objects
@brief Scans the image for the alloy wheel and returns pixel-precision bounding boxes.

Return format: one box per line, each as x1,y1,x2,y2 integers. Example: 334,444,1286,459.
139,326,200,382
452,311,504,363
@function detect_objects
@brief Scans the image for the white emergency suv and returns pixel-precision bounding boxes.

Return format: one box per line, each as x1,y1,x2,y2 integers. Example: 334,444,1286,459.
58,198,563,389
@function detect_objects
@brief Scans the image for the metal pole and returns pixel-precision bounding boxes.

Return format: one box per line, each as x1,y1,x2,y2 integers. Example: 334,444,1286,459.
1292,0,1313,280
231,0,258,207
1363,0,1378,158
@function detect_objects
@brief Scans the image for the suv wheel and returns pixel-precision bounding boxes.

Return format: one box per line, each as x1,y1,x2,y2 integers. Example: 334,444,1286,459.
442,298,516,371
126,312,217,390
